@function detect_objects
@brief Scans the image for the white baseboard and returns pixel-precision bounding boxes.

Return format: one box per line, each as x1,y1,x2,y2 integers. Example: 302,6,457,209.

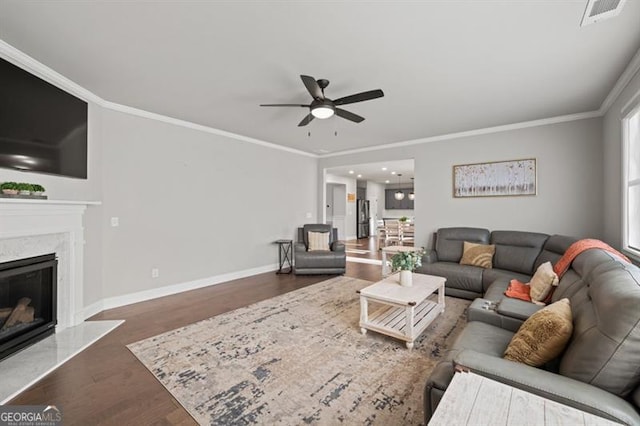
78,263,279,319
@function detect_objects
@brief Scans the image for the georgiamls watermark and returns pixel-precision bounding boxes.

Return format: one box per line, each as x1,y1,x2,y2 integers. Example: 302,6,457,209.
0,405,62,426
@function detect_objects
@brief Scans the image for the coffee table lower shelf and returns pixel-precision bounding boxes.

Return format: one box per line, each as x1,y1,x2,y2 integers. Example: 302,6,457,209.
360,298,443,349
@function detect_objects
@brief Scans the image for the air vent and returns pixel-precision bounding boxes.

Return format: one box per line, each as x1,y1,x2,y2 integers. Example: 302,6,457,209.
581,0,627,26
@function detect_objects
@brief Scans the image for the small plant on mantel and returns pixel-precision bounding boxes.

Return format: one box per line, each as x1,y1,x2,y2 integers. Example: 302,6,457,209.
399,216,408,223
16,182,32,195
1,182,19,195
31,184,46,195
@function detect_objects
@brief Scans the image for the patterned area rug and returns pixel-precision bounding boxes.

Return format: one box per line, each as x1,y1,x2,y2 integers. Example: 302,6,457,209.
127,276,469,425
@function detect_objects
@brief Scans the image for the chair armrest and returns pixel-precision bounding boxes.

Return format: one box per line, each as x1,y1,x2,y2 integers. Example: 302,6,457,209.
294,242,307,254
331,241,345,253
422,249,438,264
453,349,640,425
496,298,544,321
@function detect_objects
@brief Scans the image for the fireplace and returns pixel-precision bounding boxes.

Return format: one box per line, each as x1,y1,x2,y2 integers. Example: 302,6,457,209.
0,254,57,361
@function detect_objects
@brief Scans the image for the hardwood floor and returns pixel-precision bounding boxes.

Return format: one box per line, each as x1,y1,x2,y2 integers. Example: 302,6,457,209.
8,261,382,425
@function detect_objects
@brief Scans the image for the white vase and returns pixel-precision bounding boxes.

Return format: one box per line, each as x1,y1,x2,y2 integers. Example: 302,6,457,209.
399,270,412,287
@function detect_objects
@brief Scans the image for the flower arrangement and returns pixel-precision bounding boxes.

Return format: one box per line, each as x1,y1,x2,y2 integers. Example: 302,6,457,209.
391,249,424,272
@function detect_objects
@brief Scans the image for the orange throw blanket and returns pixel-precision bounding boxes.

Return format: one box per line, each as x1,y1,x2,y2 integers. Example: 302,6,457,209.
553,238,630,279
505,239,631,303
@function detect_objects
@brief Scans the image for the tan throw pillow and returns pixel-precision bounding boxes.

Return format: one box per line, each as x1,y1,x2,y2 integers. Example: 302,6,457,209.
459,241,495,269
504,298,573,367
529,261,559,304
308,231,330,251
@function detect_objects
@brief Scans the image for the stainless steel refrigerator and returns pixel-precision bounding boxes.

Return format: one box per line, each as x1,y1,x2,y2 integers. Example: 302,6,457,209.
357,199,370,239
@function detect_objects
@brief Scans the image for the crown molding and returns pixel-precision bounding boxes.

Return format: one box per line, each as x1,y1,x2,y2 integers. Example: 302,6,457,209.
0,40,102,104
0,39,316,159
319,110,601,158
599,46,640,114
100,101,316,157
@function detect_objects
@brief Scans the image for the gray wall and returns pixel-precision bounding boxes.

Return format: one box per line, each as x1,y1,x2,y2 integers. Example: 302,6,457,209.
603,70,640,247
319,118,604,248
99,108,317,299
0,101,318,308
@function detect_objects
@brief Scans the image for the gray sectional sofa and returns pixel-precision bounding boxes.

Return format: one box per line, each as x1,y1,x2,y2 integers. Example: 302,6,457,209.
418,227,640,425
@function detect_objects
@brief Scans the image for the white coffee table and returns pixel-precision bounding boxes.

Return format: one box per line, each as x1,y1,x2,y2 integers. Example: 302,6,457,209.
381,245,421,276
358,273,446,349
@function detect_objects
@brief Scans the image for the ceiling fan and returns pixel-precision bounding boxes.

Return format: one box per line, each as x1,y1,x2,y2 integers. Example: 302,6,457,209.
260,75,384,127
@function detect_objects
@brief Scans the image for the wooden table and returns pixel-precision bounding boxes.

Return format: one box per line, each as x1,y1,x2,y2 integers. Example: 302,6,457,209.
381,245,421,276
429,371,621,425
357,273,445,349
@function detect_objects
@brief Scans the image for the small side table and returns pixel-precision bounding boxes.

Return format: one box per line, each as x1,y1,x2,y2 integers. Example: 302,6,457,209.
273,239,293,274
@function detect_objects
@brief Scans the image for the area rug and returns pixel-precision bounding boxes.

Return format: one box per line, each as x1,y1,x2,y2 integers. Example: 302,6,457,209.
127,276,469,425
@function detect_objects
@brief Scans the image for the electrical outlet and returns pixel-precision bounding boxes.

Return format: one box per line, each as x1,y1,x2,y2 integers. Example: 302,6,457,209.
306,212,312,219
151,268,159,278
110,217,119,227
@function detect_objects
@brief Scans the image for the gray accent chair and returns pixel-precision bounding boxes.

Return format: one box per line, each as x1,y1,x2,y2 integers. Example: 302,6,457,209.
293,224,346,275
424,248,640,425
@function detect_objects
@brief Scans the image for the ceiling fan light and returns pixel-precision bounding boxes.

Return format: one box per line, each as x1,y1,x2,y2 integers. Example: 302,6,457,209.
394,191,405,201
311,105,335,119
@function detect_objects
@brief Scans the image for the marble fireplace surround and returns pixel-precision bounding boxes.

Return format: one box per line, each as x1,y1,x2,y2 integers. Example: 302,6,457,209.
0,199,100,330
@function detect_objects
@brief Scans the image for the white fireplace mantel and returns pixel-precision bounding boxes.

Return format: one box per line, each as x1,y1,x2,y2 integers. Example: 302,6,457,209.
0,199,101,329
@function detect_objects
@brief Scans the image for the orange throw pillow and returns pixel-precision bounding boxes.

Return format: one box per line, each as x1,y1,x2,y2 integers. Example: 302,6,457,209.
505,279,532,302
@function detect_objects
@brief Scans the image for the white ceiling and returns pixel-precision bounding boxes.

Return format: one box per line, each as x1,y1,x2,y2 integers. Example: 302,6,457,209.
1,1,640,155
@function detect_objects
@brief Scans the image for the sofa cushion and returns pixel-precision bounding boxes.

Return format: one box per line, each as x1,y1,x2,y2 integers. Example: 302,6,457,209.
459,241,495,269
533,234,578,271
435,227,490,263
560,256,640,397
504,298,573,367
484,278,510,302
491,230,549,275
419,262,484,295
482,269,531,293
294,250,345,268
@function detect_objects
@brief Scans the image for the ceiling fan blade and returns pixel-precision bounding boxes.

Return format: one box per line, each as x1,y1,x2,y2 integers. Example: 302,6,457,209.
300,75,323,99
335,108,365,123
260,104,308,107
298,113,315,127
334,89,384,106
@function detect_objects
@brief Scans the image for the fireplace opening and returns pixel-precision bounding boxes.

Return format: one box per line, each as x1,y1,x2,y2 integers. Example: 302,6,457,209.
0,254,57,361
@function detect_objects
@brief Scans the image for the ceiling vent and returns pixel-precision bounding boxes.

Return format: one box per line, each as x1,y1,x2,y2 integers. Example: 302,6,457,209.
581,0,627,26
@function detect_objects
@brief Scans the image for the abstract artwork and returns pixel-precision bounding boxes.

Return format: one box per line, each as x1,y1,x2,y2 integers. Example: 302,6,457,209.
453,158,536,198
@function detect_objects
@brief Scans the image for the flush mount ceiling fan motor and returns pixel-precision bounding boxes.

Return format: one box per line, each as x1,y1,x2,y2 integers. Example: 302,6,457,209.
260,75,384,127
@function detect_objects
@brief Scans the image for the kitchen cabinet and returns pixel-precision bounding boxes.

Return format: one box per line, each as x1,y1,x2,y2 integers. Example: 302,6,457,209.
385,188,414,209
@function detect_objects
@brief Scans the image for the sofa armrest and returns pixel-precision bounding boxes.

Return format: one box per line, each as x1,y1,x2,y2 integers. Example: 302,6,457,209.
331,241,345,253
453,349,640,425
422,249,438,264
496,298,544,321
294,242,307,254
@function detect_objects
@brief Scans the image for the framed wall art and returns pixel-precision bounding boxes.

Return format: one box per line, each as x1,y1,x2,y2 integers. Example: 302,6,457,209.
453,158,536,198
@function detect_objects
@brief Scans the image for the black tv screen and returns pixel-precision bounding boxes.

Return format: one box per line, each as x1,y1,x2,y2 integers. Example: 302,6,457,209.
0,58,88,179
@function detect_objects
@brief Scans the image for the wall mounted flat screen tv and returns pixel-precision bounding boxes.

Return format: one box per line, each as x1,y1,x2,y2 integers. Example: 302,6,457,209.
0,57,88,179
